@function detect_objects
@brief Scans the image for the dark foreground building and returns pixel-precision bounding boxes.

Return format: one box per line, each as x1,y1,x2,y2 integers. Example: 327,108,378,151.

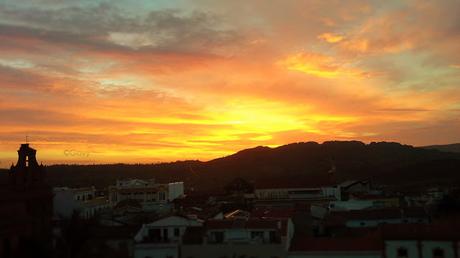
0,144,53,258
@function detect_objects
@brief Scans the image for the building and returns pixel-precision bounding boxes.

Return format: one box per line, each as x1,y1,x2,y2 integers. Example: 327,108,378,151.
133,215,202,258
339,180,371,196
76,225,140,258
181,217,295,258
53,186,110,219
325,207,429,229
289,235,382,258
255,186,340,201
108,179,184,212
328,195,400,212
381,223,460,258
0,144,54,258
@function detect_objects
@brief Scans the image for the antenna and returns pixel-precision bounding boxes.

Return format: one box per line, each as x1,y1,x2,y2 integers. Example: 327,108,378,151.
26,135,29,144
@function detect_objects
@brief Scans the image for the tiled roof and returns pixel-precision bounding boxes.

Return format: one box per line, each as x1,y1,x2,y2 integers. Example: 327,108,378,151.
339,180,368,189
206,219,279,230
251,207,295,219
224,209,250,219
181,206,222,220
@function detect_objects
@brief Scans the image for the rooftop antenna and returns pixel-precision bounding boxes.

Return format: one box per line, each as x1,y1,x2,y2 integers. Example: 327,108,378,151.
26,135,29,144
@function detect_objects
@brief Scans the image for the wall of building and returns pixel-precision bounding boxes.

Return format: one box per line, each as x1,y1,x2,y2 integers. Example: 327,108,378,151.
256,189,289,199
288,251,381,258
182,243,287,258
54,187,109,219
168,182,184,201
329,200,374,211
346,218,428,228
80,198,110,219
134,216,202,258
322,187,341,200
255,188,334,200
134,243,178,258
53,188,80,219
207,228,277,244
385,240,420,258
109,180,184,210
135,216,202,242
385,240,457,258
73,187,96,202
421,241,456,258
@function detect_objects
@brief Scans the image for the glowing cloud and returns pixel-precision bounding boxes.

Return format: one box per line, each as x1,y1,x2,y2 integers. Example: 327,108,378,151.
0,1,459,167
318,33,344,43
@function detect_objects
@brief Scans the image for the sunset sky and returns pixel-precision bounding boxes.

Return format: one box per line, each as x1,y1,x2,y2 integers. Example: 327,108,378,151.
1,0,460,167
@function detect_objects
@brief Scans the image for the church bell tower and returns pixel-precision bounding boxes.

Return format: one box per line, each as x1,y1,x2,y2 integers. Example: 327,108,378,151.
9,143,46,187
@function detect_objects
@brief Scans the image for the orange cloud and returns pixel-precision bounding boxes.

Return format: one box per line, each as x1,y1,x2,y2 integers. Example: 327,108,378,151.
278,52,369,79
318,33,344,43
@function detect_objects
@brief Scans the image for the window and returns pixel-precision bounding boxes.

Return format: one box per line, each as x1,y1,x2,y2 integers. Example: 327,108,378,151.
433,248,444,258
159,191,166,201
163,228,169,241
3,238,11,257
397,247,408,258
148,228,161,241
174,228,180,237
269,231,279,243
250,231,264,240
211,231,224,243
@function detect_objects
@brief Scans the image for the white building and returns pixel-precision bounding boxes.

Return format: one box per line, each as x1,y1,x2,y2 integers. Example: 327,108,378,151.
53,186,109,219
255,186,340,201
329,199,376,211
182,218,295,258
382,224,460,258
133,215,202,258
326,208,429,228
108,179,184,212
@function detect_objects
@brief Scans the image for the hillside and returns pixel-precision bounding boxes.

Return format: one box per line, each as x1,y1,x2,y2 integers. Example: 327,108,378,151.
1,141,460,191
422,143,460,153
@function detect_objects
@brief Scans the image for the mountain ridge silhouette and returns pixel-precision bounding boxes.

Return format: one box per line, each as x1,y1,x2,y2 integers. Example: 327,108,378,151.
1,141,459,191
